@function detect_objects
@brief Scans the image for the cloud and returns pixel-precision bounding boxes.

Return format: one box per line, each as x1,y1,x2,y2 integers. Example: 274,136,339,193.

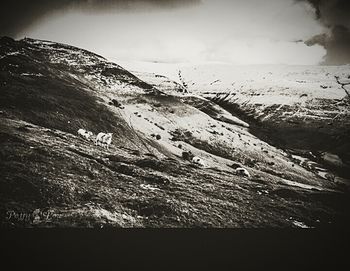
296,0,350,64
0,0,201,37
19,0,324,65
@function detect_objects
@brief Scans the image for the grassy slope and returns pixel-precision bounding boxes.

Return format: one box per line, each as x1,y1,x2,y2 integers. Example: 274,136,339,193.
1,37,350,227
2,117,349,227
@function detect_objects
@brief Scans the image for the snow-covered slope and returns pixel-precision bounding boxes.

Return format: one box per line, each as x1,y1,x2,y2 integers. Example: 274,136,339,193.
119,62,349,130
173,64,349,122
132,62,350,177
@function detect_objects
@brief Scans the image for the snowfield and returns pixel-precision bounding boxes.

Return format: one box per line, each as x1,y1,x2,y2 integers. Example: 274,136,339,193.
119,61,350,119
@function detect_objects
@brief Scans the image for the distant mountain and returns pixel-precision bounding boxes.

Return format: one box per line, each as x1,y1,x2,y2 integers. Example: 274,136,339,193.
1,37,349,227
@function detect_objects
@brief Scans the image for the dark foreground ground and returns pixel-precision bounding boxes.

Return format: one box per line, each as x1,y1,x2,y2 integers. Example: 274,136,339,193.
1,115,350,227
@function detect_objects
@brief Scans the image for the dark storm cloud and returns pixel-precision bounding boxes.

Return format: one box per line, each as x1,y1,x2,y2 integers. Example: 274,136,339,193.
305,26,350,65
0,0,201,37
296,0,350,64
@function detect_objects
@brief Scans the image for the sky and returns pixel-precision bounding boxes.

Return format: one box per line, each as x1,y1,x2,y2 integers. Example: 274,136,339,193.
1,0,349,65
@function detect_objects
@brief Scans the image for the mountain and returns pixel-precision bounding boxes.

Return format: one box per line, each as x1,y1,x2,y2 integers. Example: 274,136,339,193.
1,37,349,227
131,62,350,177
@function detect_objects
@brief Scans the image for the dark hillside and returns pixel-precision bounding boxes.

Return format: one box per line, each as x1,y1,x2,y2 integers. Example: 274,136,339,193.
0,37,154,149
